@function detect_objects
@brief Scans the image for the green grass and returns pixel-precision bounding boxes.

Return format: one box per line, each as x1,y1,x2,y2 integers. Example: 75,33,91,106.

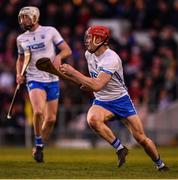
0,146,177,179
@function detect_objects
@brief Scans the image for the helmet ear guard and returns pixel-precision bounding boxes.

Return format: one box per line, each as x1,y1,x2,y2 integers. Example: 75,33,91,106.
93,36,106,46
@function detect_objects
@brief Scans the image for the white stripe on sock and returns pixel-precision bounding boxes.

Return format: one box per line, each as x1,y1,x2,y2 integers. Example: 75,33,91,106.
116,144,124,151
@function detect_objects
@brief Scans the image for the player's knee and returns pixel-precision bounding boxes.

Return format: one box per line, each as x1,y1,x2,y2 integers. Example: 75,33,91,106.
33,110,43,118
87,115,100,129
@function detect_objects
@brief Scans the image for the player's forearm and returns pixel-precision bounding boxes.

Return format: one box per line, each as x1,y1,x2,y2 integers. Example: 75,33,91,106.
60,73,81,85
16,58,23,75
71,70,102,92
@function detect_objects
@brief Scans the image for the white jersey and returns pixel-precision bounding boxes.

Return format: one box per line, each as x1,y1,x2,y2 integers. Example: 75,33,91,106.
17,25,64,82
85,48,128,101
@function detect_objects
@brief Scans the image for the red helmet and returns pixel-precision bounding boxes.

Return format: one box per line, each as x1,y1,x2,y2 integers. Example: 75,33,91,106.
85,25,110,47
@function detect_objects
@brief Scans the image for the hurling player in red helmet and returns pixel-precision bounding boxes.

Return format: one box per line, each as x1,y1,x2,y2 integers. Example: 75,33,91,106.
59,25,169,171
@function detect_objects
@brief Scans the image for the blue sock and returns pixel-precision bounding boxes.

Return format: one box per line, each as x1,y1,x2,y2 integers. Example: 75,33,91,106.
154,157,164,168
111,138,124,151
35,136,44,147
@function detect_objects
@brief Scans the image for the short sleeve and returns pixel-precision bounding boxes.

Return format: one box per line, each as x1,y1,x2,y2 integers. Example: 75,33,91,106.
85,51,90,61
51,27,64,46
98,56,120,75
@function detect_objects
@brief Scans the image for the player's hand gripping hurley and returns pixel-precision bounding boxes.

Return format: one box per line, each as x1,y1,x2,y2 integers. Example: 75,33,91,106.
7,48,31,119
36,57,80,85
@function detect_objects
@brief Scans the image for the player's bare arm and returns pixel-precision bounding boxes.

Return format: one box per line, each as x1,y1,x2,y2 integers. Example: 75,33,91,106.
60,63,111,92
53,41,72,70
16,54,25,84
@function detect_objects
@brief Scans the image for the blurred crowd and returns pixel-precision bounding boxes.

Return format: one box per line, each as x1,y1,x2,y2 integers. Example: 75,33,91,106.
0,0,178,131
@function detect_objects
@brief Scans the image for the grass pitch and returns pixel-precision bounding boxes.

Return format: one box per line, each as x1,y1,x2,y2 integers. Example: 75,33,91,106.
0,146,177,179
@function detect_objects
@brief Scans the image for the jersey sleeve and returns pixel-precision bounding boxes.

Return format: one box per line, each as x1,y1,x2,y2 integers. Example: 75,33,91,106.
85,51,90,61
16,37,24,54
85,51,90,72
51,27,64,46
98,55,120,75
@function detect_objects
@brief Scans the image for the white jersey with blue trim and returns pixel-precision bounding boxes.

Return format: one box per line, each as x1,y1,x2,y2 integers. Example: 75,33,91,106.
17,25,64,82
85,48,128,101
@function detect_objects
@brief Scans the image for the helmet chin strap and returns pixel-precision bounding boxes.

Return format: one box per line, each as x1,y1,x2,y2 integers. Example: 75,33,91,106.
24,25,33,30
21,23,35,31
89,36,108,54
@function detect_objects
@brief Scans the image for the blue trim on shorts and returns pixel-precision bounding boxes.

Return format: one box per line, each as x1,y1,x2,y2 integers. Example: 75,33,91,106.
93,95,137,119
26,81,60,101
